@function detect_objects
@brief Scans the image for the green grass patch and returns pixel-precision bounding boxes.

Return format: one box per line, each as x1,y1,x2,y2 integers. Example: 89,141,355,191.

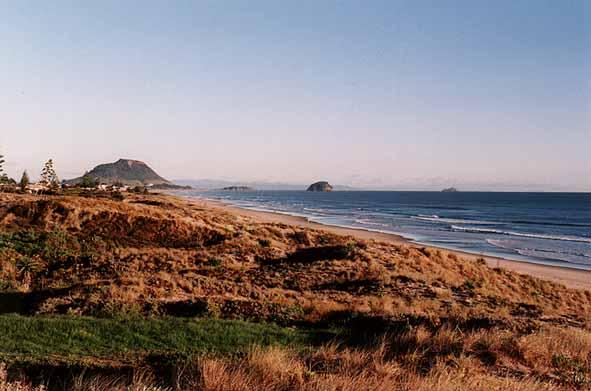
0,314,321,365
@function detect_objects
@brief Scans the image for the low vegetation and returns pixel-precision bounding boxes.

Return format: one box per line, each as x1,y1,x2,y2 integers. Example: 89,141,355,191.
2,324,590,390
0,193,590,390
0,314,310,365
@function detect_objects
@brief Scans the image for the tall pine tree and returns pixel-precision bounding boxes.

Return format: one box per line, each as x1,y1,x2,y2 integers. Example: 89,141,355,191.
40,159,59,188
20,170,30,191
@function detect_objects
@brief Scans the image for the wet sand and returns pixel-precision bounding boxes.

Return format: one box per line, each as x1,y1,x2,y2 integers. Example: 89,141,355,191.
187,197,591,291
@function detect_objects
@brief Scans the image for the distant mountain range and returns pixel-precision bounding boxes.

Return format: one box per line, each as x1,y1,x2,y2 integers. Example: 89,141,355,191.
175,179,357,191
66,159,173,187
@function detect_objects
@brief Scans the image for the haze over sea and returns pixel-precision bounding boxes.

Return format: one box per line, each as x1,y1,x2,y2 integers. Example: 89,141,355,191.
189,191,591,271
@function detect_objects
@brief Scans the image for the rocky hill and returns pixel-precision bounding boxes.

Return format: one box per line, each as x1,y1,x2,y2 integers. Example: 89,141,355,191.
307,181,333,192
66,159,171,186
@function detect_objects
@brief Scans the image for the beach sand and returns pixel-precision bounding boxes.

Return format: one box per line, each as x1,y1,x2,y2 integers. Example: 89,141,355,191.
193,197,591,291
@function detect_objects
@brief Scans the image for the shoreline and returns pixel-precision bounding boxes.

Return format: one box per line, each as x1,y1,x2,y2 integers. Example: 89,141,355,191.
181,195,591,291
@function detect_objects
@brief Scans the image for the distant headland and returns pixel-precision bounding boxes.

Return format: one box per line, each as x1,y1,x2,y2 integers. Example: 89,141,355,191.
220,186,255,191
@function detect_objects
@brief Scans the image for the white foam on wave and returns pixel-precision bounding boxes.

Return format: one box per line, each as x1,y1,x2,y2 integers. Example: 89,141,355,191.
413,216,498,225
486,239,591,267
515,248,591,263
354,219,390,227
303,207,328,213
455,225,591,243
487,239,591,258
302,207,331,216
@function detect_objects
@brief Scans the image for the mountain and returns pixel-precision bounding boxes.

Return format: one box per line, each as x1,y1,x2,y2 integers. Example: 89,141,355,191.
66,159,171,186
306,181,333,192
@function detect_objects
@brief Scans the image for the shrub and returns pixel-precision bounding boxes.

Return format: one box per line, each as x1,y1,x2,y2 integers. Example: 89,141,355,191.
207,258,222,268
42,229,79,265
334,242,357,259
463,279,476,290
15,256,44,277
552,354,591,388
130,186,147,194
258,239,271,248
111,191,125,201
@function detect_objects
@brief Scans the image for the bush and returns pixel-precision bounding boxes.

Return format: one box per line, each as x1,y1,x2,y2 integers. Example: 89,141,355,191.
130,186,146,194
334,242,357,259
111,191,125,201
207,258,222,268
463,279,476,290
258,239,271,248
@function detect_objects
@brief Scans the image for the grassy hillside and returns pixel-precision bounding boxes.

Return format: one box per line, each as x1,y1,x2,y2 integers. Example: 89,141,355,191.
0,193,589,390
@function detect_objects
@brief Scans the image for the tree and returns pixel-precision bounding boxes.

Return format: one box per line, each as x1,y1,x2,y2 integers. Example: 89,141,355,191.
40,159,59,188
0,154,11,186
80,172,98,188
19,171,30,191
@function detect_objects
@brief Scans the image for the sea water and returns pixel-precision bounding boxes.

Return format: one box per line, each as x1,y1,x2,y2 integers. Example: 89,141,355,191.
186,191,591,271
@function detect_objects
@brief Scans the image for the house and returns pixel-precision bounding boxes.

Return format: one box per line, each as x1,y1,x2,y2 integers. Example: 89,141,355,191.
26,183,48,194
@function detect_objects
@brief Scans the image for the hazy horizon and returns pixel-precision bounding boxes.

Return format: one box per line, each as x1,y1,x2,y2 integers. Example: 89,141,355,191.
2,1,589,191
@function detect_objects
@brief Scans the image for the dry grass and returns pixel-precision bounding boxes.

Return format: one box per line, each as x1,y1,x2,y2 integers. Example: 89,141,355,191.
1,193,589,329
1,317,589,390
3,327,586,390
1,193,590,390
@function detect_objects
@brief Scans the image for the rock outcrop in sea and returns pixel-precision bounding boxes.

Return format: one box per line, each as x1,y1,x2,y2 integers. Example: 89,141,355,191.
306,181,333,192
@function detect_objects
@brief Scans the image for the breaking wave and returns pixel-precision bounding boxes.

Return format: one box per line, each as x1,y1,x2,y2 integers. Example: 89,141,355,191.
413,215,499,225
354,219,390,227
453,225,591,243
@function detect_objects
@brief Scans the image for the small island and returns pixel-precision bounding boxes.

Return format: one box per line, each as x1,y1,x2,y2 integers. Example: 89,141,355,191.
442,187,459,193
306,181,333,192
221,186,255,191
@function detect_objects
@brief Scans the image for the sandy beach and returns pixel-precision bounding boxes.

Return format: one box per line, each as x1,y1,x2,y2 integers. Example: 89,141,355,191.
194,197,591,291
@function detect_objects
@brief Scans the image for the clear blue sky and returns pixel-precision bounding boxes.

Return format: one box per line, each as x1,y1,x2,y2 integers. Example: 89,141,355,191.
1,0,589,190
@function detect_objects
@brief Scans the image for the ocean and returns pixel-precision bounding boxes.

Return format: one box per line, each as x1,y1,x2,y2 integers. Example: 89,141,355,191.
185,190,591,271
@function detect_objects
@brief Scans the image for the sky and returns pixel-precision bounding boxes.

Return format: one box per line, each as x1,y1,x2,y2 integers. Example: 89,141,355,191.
1,0,589,191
